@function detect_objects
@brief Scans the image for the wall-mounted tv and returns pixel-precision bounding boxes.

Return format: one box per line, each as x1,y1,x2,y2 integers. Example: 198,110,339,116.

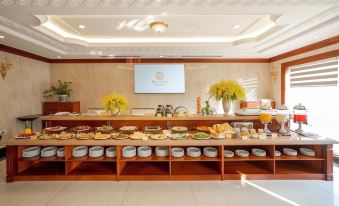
134,64,185,94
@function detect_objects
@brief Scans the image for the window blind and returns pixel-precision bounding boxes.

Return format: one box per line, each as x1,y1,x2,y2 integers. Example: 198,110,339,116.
289,57,338,88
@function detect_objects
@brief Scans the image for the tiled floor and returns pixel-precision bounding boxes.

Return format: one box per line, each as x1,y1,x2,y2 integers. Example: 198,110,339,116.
0,160,339,206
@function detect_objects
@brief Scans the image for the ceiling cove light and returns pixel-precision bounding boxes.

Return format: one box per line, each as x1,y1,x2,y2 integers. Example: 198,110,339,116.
0,35,4,39
150,21,168,33
233,24,241,29
78,25,86,29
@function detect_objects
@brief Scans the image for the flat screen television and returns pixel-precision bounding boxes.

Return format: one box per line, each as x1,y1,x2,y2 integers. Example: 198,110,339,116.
134,64,185,93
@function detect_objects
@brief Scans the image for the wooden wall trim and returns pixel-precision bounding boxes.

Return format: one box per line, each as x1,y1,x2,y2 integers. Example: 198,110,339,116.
270,35,339,62
0,44,50,63
49,58,270,64
280,49,339,104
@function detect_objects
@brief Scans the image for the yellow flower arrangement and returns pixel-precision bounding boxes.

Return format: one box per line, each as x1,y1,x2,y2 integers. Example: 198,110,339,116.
102,92,128,115
209,80,246,101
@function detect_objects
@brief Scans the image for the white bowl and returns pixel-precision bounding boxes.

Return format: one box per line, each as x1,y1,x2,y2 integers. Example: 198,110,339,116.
106,147,117,157
203,147,218,157
187,147,201,158
122,146,136,158
235,149,249,157
89,146,104,157
41,147,57,158
57,147,65,157
155,146,169,157
137,146,152,157
275,150,281,157
22,146,41,158
283,148,298,156
300,148,315,157
72,146,88,157
171,147,185,158
224,150,234,158
252,148,266,157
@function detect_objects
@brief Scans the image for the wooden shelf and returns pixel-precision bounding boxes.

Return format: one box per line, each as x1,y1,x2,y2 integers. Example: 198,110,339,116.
224,161,273,175
275,154,325,161
120,155,169,162
19,162,65,176
69,162,116,176
19,156,65,162
171,155,221,162
68,156,116,162
120,162,169,176
276,161,323,174
171,161,221,175
224,155,274,161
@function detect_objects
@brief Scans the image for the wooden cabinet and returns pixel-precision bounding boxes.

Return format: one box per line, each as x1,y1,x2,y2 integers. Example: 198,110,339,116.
42,101,80,115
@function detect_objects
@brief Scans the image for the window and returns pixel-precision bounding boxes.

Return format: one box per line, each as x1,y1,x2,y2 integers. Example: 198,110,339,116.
286,57,339,154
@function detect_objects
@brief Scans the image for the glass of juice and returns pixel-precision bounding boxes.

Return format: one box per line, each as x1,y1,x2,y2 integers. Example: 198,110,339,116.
260,110,272,135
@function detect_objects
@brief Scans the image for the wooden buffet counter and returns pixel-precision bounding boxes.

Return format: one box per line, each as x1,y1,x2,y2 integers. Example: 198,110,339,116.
3,114,337,182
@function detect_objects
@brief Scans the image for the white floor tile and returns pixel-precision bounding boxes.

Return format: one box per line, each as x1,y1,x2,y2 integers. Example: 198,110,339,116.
121,181,196,206
46,181,129,206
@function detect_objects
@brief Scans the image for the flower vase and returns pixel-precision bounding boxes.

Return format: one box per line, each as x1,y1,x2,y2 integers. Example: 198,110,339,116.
110,109,120,116
222,100,234,116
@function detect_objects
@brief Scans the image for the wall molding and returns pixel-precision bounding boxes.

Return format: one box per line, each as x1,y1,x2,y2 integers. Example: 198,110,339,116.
270,35,339,62
280,49,339,104
0,44,50,63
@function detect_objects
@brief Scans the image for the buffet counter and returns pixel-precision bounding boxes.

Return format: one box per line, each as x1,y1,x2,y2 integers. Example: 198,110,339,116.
3,114,337,182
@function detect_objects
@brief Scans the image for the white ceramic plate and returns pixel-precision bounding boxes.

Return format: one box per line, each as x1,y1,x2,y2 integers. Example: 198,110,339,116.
252,148,266,157
224,150,235,158
203,147,218,157
300,148,315,157
72,146,88,157
137,146,152,157
119,126,138,131
187,147,201,158
171,147,185,158
235,149,249,157
172,126,188,132
106,147,117,157
283,148,298,156
122,146,137,158
155,146,169,157
22,146,41,158
275,150,281,157
57,147,65,157
44,126,67,132
150,134,167,140
89,146,104,157
41,147,57,158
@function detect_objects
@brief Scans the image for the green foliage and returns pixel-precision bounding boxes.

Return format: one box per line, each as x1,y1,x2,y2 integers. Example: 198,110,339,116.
43,80,72,99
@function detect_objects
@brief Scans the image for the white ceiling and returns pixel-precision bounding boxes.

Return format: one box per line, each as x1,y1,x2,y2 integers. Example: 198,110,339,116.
0,0,338,59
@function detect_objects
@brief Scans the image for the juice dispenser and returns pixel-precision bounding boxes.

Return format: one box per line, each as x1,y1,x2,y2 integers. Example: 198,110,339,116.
276,105,290,135
259,109,272,135
293,103,308,134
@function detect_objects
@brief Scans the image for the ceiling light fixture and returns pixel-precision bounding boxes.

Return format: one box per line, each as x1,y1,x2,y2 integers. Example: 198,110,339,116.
161,12,168,15
0,35,4,39
78,25,86,29
150,21,168,33
233,25,241,29
57,56,61,59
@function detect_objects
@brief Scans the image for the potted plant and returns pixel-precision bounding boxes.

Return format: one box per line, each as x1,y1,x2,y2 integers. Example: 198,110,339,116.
102,92,128,116
43,80,72,102
209,80,246,115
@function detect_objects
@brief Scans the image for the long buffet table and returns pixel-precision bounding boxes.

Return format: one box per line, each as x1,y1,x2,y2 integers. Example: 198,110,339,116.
3,115,337,182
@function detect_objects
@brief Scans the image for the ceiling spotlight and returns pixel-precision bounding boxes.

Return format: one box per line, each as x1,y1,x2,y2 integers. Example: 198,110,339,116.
0,35,5,39
78,25,86,29
57,56,61,59
150,21,168,33
233,25,241,29
159,55,164,58
161,12,168,15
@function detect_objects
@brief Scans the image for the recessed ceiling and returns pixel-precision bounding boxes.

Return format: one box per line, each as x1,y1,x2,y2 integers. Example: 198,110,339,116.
0,0,338,59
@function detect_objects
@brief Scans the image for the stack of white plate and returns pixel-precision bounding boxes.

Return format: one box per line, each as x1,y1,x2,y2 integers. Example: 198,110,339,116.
275,150,281,157
22,146,41,158
155,146,169,157
235,149,249,157
283,148,298,156
187,147,201,157
41,147,57,158
122,146,136,158
72,146,88,157
224,150,235,158
106,147,117,157
57,147,65,157
171,147,185,158
300,148,315,156
89,146,104,157
203,147,218,157
251,148,266,157
137,146,152,157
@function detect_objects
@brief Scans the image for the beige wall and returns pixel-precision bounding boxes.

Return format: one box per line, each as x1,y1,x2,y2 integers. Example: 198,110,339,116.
0,52,50,138
271,43,339,106
50,63,273,113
